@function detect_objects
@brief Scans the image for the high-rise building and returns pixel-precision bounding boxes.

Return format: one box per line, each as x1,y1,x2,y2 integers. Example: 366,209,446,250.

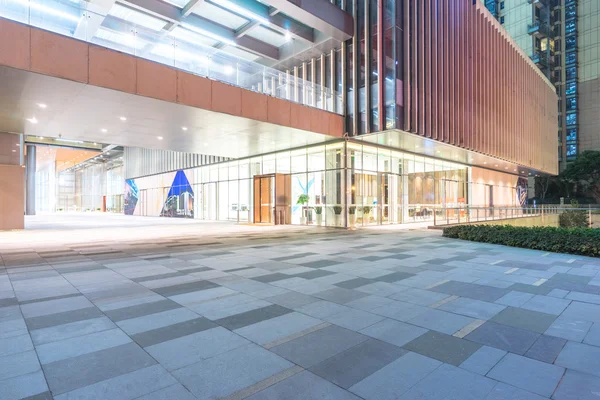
483,0,600,170
0,0,557,229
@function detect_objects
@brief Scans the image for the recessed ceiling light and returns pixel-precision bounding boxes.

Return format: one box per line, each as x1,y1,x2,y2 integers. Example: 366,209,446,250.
495,164,498,167
285,31,292,41
27,117,38,124
39,136,44,140
101,128,107,133
224,66,234,76
436,151,440,154
12,149,16,152
505,167,508,169
522,171,525,173
415,145,419,148
157,136,163,140
483,162,487,164
204,143,208,146
37,103,47,109
16,143,19,147
106,152,110,155
93,142,97,145
119,117,127,121
181,127,188,131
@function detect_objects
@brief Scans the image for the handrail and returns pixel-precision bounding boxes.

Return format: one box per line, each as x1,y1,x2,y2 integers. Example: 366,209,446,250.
0,0,343,114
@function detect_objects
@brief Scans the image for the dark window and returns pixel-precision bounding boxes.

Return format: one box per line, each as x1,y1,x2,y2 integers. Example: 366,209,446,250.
500,16,504,24
566,128,577,142
566,112,577,126
566,97,577,111
566,66,577,81
566,51,577,65
566,81,577,96
567,144,577,157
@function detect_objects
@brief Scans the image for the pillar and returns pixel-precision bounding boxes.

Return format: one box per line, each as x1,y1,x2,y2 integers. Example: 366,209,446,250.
26,144,36,215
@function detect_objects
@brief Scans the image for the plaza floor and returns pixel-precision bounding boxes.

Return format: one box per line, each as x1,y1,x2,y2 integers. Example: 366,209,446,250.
2,214,600,399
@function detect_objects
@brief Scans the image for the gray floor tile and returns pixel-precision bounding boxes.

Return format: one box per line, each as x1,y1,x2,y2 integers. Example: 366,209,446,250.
103,299,181,322
270,324,368,368
116,307,199,335
360,319,428,347
42,342,156,395
146,327,249,370
324,309,384,331
375,271,415,283
53,365,176,400
403,330,481,366
313,287,369,304
247,370,361,400
336,277,374,290
553,369,600,400
438,297,505,320
371,300,429,322
0,371,49,400
561,302,600,323
398,363,496,400
487,353,564,397
134,384,196,400
408,308,475,335
22,390,54,400
36,328,131,364
466,321,539,355
25,307,104,331
484,382,549,400
521,295,571,316
430,281,508,302
215,304,291,330
301,260,341,269
234,312,323,345
293,270,335,280
555,341,600,377
349,352,441,400
459,346,507,376
31,316,116,346
309,338,406,389
151,280,219,297
491,307,556,334
508,283,551,296
584,323,600,347
252,273,293,283
524,334,566,364
389,288,450,306
20,296,93,319
0,350,41,381
494,291,535,307
266,292,318,309
173,343,293,399
131,317,217,347
545,316,592,342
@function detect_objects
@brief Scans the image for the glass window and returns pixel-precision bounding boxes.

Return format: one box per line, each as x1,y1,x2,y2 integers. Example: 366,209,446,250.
566,113,577,126
566,51,576,65
566,128,577,142
378,149,391,172
276,151,290,173
291,149,307,173
566,97,577,111
567,144,577,157
363,146,378,171
307,147,325,172
566,66,577,81
566,81,577,96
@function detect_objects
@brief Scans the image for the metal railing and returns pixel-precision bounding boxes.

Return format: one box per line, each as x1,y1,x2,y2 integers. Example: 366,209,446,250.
433,205,600,228
0,0,343,114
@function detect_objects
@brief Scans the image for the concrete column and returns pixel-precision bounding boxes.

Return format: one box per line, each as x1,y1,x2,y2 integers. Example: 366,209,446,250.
26,144,36,215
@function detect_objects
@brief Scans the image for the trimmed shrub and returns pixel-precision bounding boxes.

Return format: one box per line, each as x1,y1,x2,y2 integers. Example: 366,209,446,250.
559,209,588,228
443,225,600,257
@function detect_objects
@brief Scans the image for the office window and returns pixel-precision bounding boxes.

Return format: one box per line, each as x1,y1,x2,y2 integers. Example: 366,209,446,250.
566,66,577,81
566,97,577,111
500,16,504,24
566,113,577,126
566,36,577,51
566,81,577,96
567,144,577,157
565,21,576,34
566,51,576,65
566,128,577,142
500,1,504,9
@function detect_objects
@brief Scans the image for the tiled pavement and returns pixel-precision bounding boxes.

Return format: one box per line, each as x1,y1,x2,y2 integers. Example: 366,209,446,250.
2,221,600,399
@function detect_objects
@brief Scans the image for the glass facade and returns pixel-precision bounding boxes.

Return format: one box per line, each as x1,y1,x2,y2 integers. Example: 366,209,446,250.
128,141,524,226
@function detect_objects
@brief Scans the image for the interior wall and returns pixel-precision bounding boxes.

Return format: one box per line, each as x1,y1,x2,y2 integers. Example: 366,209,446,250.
0,165,24,230
470,167,523,207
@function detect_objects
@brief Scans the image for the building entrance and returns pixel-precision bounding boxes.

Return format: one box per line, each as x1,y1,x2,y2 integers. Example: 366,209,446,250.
253,174,291,224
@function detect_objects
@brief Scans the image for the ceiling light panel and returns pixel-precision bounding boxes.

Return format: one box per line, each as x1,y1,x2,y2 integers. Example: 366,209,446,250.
94,27,148,50
160,0,188,7
171,26,219,47
109,4,167,32
193,2,249,30
247,26,287,47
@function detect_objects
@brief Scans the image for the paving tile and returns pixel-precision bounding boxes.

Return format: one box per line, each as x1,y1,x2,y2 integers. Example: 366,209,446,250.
0,371,49,400
398,363,496,400
293,270,335,280
403,330,481,366
0,350,40,381
430,281,508,302
36,328,132,364
30,316,116,346
561,301,600,323
439,297,506,320
459,346,507,376
484,382,549,400
25,307,105,331
371,300,429,322
173,343,293,399
521,295,571,315
116,307,199,335
295,300,350,318
309,338,406,389
555,341,600,377
508,283,551,295
20,296,93,319
265,292,318,309
324,309,384,331
313,287,369,304
42,342,156,395
152,280,220,297
548,288,570,299
494,291,535,307
408,308,475,335
487,353,564,397
345,295,394,311
335,277,374,289
53,365,176,400
131,317,217,347
215,304,291,330
252,273,293,283
553,369,600,400
490,307,556,334
583,323,600,347
374,271,415,283
524,334,566,364
234,312,323,345
545,316,592,342
389,288,450,306
134,384,196,400
270,325,368,368
360,319,428,347
465,321,539,355
301,260,341,269
349,352,442,400
103,299,181,322
246,370,361,400
0,333,33,357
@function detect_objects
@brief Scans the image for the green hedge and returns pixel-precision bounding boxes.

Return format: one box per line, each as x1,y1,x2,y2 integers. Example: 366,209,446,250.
442,225,600,257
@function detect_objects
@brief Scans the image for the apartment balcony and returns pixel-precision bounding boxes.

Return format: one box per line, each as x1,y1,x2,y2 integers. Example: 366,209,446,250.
528,22,550,38
531,51,553,69
528,0,549,9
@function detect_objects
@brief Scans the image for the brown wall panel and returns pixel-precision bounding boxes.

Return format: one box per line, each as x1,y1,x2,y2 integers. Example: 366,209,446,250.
0,19,30,70
89,46,136,94
241,90,268,122
31,29,88,83
176,71,212,110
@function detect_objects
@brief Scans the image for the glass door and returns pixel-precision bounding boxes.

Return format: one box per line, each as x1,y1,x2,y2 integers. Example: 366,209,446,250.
378,173,402,224
253,175,275,223
202,183,217,220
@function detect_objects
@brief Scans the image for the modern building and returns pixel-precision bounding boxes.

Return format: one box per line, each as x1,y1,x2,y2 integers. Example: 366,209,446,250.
483,0,600,170
0,0,557,230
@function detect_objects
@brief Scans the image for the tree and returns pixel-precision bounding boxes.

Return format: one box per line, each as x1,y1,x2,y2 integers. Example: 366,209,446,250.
535,176,552,201
561,151,600,203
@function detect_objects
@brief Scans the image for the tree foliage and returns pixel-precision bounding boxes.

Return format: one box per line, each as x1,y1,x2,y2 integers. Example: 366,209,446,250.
561,151,600,203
